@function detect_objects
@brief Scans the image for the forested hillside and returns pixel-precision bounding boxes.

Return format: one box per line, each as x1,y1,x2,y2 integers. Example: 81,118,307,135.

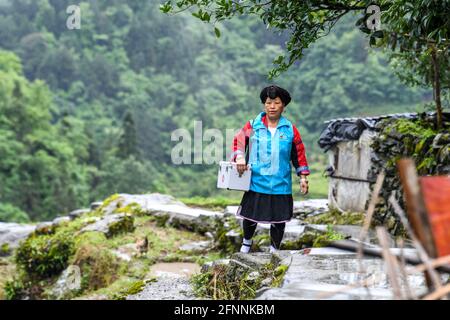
0,0,430,222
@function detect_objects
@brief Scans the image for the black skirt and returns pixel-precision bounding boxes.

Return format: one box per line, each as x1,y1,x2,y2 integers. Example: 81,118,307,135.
236,190,293,224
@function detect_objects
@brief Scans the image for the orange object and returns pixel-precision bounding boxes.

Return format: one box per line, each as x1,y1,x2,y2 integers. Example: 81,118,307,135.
420,176,450,257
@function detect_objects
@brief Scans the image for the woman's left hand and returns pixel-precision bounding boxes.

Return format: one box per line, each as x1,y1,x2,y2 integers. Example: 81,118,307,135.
300,178,309,195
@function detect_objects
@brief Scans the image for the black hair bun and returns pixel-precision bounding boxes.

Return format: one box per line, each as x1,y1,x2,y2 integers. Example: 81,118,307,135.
260,85,291,106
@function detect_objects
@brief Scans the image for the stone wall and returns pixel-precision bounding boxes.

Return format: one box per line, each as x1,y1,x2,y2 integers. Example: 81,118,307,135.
368,114,450,235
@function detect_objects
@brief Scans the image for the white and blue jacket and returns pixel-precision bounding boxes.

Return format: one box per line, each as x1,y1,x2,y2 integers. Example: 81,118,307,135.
232,112,310,195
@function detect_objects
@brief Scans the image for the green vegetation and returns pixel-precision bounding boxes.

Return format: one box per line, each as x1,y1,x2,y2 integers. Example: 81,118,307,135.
179,197,240,210
111,278,156,300
15,232,74,279
0,257,15,300
305,209,365,226
312,226,347,248
212,215,243,254
0,243,10,256
281,225,347,250
3,196,220,300
191,258,289,300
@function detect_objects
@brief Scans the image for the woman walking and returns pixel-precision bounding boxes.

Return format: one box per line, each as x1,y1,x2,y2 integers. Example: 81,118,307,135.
232,85,310,253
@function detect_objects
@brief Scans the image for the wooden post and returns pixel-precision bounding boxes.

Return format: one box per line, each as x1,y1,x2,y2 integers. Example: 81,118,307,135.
397,159,438,258
397,158,438,291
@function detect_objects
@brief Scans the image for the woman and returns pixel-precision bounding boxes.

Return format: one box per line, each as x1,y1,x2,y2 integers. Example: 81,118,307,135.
231,85,310,253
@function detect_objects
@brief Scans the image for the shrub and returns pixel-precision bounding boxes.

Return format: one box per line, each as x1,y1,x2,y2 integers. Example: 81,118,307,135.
15,232,74,278
72,244,124,292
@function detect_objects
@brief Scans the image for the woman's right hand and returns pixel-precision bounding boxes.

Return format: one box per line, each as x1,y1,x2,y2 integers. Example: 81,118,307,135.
236,156,248,177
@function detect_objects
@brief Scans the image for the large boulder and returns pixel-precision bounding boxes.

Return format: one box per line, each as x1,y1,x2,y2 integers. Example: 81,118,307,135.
100,193,186,216
80,213,134,238
99,193,223,234
0,222,36,253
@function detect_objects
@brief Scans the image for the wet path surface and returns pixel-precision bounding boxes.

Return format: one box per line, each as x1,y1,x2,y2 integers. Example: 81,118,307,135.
257,248,429,300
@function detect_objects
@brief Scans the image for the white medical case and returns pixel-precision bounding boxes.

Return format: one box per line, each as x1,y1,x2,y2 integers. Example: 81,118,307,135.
217,161,251,191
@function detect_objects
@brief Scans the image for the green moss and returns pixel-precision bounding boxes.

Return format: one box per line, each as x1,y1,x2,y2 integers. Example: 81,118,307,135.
106,215,135,238
99,194,121,210
0,243,10,256
154,213,170,227
75,232,107,247
212,216,242,254
191,271,214,298
304,209,365,225
312,225,346,247
179,196,240,211
391,118,436,137
281,231,320,250
271,265,288,287
114,202,145,216
281,225,347,250
111,278,157,300
4,276,26,300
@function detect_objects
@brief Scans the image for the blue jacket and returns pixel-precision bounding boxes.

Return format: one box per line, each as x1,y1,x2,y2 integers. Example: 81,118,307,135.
232,112,310,195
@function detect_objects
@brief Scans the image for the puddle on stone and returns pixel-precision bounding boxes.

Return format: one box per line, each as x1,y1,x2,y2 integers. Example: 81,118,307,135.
148,262,201,278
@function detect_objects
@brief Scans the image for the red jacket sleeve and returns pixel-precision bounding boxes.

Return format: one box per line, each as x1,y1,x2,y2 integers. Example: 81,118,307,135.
291,125,310,176
231,120,253,162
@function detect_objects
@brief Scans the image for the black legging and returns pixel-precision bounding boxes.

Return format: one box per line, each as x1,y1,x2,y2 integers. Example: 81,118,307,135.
242,218,286,249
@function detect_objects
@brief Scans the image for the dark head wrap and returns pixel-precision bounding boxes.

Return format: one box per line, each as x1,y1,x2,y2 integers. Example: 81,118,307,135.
260,85,291,106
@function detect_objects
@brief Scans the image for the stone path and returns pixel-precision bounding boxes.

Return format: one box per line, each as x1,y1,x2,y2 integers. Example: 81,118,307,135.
126,274,197,300
257,248,429,300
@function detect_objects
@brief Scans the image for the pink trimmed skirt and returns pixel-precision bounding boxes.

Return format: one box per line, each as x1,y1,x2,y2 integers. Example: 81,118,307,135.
236,190,293,224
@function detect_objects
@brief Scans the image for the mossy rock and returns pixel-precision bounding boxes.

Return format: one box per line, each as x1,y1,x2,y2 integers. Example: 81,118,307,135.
80,214,135,238
304,209,364,225
107,215,135,238
212,216,243,254
281,231,320,250
114,202,145,216
153,213,170,227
